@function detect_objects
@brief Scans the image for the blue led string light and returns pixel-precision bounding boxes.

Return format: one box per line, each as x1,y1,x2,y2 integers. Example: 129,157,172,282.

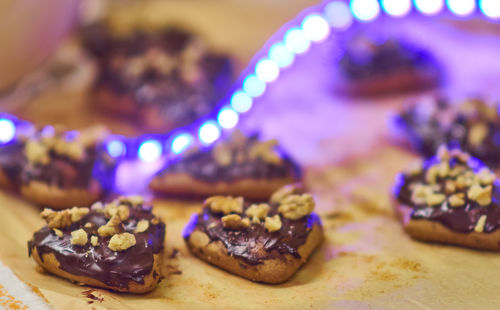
1,0,493,161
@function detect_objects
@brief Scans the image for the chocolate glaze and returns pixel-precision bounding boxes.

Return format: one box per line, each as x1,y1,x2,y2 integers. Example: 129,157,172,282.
183,203,321,265
395,97,500,166
394,155,500,233
156,135,301,183
83,23,233,131
28,203,165,289
339,37,438,81
0,140,26,185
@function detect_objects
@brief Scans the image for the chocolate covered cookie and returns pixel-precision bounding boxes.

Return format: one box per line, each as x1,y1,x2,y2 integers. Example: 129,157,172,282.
183,184,323,283
395,96,500,166
28,196,165,293
335,34,441,95
17,126,116,209
83,23,233,133
394,146,500,250
0,124,35,189
150,131,301,199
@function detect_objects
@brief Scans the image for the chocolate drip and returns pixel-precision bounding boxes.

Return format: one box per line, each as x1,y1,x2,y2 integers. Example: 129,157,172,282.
183,203,321,265
28,206,165,289
394,158,500,233
157,136,301,183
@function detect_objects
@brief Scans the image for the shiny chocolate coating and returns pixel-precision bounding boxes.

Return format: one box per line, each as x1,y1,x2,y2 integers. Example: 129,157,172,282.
155,135,301,183
28,203,165,289
183,202,321,265
394,154,500,233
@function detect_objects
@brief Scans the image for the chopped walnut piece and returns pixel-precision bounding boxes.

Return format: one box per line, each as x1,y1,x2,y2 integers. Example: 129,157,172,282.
410,184,434,205
448,193,465,207
118,195,144,206
444,180,456,194
425,165,440,184
108,233,136,251
104,204,130,221
204,196,244,215
245,203,270,223
468,123,489,146
474,215,487,233
25,140,50,165
270,184,303,204
213,143,233,166
278,194,315,220
69,207,89,222
134,220,150,233
221,214,250,230
84,222,93,228
468,184,492,206
476,168,495,185
52,229,63,238
90,235,99,247
436,145,449,161
91,202,104,212
438,162,449,178
97,215,122,237
41,209,72,229
248,139,282,165
426,193,446,206
265,215,282,232
70,229,88,246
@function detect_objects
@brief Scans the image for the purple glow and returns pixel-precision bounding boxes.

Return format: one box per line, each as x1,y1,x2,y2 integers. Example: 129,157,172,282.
325,1,353,30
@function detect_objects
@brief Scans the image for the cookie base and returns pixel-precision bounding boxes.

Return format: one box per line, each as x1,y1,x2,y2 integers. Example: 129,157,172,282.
30,247,162,293
397,203,500,251
335,67,440,96
185,223,322,284
20,180,102,209
150,173,298,200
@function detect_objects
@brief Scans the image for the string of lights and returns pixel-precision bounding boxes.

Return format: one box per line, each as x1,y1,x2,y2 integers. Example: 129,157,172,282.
1,0,499,162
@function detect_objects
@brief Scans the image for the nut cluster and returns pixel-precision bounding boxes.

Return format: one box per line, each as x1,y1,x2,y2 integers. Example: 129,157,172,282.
407,146,496,208
41,196,158,252
24,126,108,164
211,130,283,167
204,184,315,232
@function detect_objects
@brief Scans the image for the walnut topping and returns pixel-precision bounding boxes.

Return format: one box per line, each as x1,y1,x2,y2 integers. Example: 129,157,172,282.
264,215,282,232
468,123,489,146
91,201,104,212
437,145,449,161
97,215,122,237
425,165,440,184
134,220,149,233
270,184,303,204
53,139,85,161
204,196,244,215
53,229,63,238
84,222,93,228
448,193,465,207
474,215,487,233
151,218,160,225
104,204,130,221
248,139,282,165
41,209,72,229
213,142,233,166
221,214,250,230
476,168,495,185
69,207,89,222
278,194,315,220
25,140,50,165
108,233,136,251
426,193,446,206
70,229,88,246
245,203,270,223
468,184,492,206
444,180,456,194
117,195,144,207
90,235,99,247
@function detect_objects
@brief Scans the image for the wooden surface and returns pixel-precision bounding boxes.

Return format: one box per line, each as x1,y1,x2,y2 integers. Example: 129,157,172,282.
2,3,500,310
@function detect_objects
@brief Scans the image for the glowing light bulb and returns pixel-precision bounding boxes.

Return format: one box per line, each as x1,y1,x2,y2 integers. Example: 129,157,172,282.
243,75,266,97
230,91,253,113
269,43,295,68
217,108,239,129
255,59,280,83
284,28,311,54
381,0,412,17
414,0,444,15
106,139,126,158
171,133,193,154
447,0,476,16
301,14,331,42
350,0,380,22
479,0,500,19
0,119,15,144
199,121,220,144
138,140,162,161
324,1,353,30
